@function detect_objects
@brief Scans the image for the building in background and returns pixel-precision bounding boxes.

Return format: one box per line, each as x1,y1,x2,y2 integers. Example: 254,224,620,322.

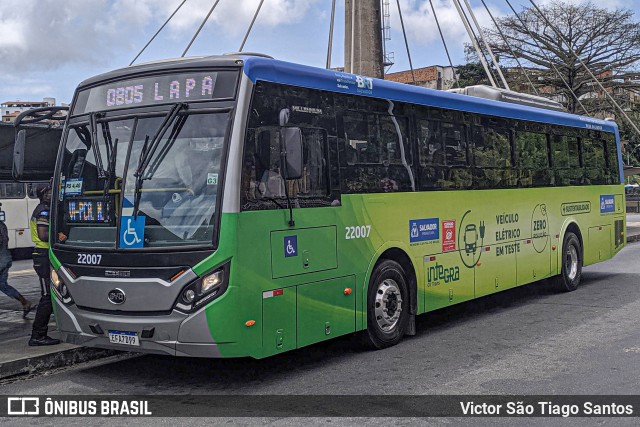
385,66,458,90
1,98,56,123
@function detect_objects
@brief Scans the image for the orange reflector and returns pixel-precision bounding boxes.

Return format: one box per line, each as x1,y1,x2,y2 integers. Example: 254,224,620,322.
552,245,557,251
344,288,352,295
555,234,560,238
526,239,532,244
170,269,186,282
476,262,481,267
485,246,490,252
245,320,256,327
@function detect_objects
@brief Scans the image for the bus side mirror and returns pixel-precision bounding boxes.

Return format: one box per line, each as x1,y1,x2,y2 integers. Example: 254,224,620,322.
12,129,26,180
282,127,303,180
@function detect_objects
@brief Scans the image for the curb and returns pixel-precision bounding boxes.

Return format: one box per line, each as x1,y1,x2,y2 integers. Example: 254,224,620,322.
0,347,120,380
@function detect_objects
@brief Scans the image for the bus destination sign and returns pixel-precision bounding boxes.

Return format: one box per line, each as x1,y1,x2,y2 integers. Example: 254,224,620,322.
73,70,238,115
105,73,217,107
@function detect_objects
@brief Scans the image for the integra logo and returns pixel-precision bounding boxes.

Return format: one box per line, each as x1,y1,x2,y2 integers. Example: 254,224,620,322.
427,262,460,284
107,288,126,305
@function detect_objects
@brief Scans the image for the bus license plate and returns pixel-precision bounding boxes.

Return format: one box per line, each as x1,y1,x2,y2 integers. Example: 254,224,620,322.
107,330,140,346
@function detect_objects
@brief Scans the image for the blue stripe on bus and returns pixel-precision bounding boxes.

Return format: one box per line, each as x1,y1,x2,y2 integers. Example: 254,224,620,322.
242,56,623,183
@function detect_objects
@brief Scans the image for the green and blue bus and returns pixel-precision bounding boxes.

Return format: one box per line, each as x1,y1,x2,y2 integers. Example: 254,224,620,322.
19,54,624,357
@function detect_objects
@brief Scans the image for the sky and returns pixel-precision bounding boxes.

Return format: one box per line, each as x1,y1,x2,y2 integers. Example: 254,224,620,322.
0,0,636,105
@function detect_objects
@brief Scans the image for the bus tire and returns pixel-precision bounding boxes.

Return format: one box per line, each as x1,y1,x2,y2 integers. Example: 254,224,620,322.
555,231,582,292
364,259,409,349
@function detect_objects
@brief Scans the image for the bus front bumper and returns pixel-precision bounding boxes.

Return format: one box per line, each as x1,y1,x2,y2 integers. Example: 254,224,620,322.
53,297,223,357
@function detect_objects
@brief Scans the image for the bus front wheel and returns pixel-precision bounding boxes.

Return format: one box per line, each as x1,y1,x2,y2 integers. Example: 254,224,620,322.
364,259,409,349
554,231,582,292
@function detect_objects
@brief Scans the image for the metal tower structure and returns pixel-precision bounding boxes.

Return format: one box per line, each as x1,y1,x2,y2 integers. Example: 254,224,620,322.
382,0,394,72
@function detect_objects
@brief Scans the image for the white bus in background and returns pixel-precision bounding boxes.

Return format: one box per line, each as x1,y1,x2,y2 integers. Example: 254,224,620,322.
0,182,43,254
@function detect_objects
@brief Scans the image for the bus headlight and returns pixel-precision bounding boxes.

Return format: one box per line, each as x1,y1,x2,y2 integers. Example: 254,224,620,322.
175,263,230,313
51,268,74,305
51,268,62,290
200,269,224,294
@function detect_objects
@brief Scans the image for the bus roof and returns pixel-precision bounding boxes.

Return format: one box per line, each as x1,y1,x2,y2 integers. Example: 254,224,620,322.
76,54,245,89
242,56,618,134
75,54,617,135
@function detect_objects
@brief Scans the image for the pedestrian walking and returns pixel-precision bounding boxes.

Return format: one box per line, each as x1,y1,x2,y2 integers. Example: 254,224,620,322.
28,183,60,346
0,214,33,317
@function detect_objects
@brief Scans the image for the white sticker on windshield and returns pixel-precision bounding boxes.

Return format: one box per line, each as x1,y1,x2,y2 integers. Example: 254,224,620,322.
207,173,218,185
64,178,83,196
59,175,65,201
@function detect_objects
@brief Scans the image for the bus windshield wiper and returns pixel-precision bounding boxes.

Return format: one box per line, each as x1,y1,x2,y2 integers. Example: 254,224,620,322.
132,103,187,218
89,112,107,179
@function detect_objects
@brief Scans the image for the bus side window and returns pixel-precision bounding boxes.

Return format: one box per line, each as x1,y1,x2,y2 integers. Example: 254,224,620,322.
471,126,514,189
582,137,607,185
515,131,551,187
0,182,26,199
341,111,411,193
243,126,331,206
418,120,443,167
298,128,328,197
551,134,582,186
604,134,620,184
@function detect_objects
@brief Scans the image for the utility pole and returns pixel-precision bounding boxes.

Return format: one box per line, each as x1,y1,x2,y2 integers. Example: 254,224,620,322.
345,0,384,79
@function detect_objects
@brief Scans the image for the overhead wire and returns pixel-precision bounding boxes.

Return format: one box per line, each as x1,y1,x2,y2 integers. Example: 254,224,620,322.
239,0,266,52
480,0,539,95
461,0,510,90
182,0,222,57
504,0,590,114
457,0,501,87
528,0,640,136
130,0,188,66
326,0,336,69
395,0,416,84
429,0,460,88
452,0,498,87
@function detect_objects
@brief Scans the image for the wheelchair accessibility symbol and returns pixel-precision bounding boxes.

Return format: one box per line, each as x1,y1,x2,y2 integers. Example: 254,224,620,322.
284,235,298,257
119,215,145,248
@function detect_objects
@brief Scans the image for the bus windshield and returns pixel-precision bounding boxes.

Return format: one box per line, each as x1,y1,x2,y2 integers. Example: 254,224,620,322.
56,111,229,249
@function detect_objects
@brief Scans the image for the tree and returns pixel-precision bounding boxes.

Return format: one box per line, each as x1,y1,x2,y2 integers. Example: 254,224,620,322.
456,44,496,87
485,1,640,115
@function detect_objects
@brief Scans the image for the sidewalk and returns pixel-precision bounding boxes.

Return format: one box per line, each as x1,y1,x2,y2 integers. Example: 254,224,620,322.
626,213,640,243
0,258,116,380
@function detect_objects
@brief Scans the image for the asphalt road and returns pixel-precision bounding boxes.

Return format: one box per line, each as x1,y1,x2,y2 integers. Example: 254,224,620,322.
1,244,640,426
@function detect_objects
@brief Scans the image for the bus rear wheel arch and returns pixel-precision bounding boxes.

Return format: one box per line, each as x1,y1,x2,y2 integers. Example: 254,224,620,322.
364,253,415,349
554,228,583,292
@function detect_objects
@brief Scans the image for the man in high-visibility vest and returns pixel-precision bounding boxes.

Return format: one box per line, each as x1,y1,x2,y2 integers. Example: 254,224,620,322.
29,183,59,346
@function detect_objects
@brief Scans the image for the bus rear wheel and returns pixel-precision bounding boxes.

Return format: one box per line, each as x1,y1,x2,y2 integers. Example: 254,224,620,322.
364,259,409,349
554,231,582,292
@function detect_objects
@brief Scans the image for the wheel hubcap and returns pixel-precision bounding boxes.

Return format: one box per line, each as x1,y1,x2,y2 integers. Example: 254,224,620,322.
566,244,578,281
374,279,403,332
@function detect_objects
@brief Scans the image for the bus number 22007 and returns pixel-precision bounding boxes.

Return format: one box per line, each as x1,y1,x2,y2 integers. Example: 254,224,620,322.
77,254,102,265
345,225,371,240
